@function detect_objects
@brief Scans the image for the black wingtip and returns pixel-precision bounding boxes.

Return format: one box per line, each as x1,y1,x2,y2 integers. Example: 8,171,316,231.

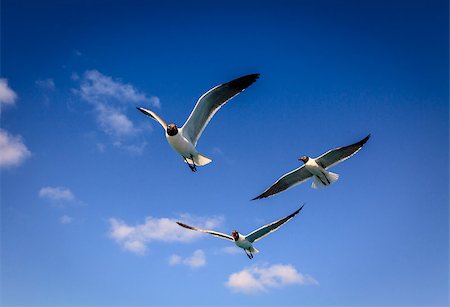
286,204,305,219
361,134,371,145
251,194,266,201
176,221,189,228
293,204,305,215
136,107,147,115
176,221,197,231
136,107,156,120
229,73,260,90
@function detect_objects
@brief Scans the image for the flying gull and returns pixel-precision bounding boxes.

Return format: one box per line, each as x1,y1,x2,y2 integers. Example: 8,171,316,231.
137,74,259,172
176,205,304,259
253,134,370,200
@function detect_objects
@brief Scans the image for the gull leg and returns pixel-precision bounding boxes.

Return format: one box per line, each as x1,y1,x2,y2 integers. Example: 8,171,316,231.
190,154,197,172
244,250,251,259
183,156,196,172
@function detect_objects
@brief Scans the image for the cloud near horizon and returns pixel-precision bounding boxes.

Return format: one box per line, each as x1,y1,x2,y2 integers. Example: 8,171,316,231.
226,264,318,294
108,213,224,255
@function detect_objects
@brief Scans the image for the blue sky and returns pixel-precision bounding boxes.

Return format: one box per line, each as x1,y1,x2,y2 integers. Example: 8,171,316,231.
1,0,448,306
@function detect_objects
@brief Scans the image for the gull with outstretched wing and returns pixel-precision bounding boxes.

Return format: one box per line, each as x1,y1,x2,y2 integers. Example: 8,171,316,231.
176,205,304,259
137,74,259,172
253,134,370,199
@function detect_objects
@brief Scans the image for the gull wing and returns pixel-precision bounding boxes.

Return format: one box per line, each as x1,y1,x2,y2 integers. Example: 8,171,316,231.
137,107,167,129
181,74,259,146
316,134,370,169
252,166,313,200
245,205,304,243
176,222,234,242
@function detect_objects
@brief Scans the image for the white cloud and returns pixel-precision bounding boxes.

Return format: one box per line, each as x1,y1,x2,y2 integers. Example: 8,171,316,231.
0,78,17,108
74,70,159,146
35,78,55,91
60,215,73,224
183,250,206,268
108,214,224,255
96,104,135,137
226,264,318,294
168,254,182,265
39,186,75,202
0,129,31,168
169,250,206,268
227,268,264,293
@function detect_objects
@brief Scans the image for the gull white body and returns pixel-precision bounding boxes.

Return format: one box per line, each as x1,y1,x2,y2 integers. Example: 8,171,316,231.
166,129,199,164
234,234,258,253
304,158,335,188
304,158,323,177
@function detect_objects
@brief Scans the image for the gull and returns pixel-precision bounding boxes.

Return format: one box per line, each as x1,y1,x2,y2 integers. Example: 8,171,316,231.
176,205,304,259
253,134,370,199
137,74,259,172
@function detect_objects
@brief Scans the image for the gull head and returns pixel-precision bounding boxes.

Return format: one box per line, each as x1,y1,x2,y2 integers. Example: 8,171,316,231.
231,231,239,241
298,156,309,163
167,124,178,136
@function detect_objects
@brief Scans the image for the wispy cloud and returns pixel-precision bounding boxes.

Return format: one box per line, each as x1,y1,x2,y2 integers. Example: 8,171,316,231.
38,186,88,209
0,78,17,109
39,186,75,202
226,264,318,294
73,70,159,150
60,215,73,224
77,70,157,106
35,78,56,91
169,249,206,268
0,129,31,168
108,214,224,255
112,140,147,155
220,246,241,255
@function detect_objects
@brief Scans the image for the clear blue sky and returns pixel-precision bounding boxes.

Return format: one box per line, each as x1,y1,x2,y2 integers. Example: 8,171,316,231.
1,0,448,306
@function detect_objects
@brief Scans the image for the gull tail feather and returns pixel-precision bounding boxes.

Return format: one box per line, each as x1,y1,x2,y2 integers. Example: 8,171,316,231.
250,246,259,254
312,171,339,189
193,153,212,166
